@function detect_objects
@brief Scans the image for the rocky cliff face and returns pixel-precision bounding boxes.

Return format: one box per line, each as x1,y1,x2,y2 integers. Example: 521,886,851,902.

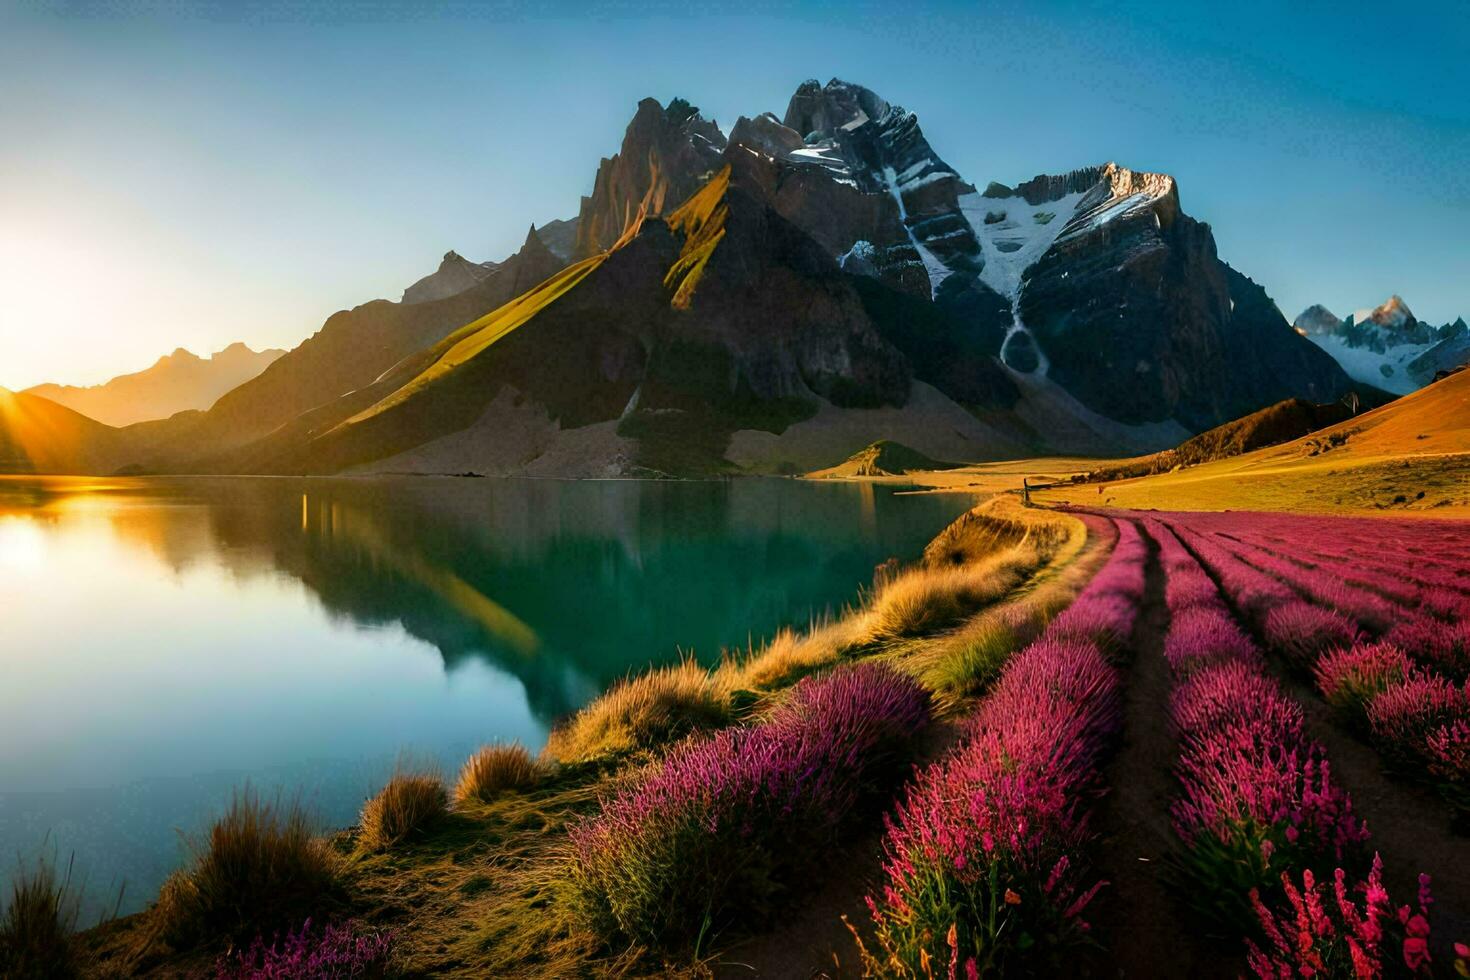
573,98,726,258
1014,168,1349,428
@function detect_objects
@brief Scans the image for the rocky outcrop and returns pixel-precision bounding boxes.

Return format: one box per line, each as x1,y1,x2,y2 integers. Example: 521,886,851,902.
1408,318,1470,384
573,98,726,258
1293,304,1342,335
1294,296,1467,393
1018,175,1351,430
780,79,980,278
401,251,500,305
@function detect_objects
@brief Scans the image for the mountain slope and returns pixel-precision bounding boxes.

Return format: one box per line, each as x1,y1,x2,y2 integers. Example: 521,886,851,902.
1079,396,1358,482
234,158,918,477
0,389,127,474
132,224,570,469
1036,366,1470,515
24,343,283,427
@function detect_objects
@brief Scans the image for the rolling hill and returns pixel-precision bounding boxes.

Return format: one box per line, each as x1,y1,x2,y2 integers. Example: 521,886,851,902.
1034,366,1470,515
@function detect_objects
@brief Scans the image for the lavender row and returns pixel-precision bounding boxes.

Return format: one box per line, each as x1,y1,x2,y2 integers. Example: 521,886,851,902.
1148,520,1443,976
853,518,1144,976
568,661,932,950
1164,517,1470,810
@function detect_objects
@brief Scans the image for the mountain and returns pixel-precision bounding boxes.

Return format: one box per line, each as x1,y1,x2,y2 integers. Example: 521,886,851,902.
722,80,1351,431
5,78,1365,478
213,159,920,477
401,251,500,304
0,388,127,473
1293,296,1468,394
573,98,727,258
24,343,284,427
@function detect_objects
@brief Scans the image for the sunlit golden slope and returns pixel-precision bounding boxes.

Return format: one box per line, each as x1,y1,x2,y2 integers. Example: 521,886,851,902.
1034,367,1470,516
0,388,125,474
337,253,609,430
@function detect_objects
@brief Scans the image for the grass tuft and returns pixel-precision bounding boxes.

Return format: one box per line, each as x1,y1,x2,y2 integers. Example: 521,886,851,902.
359,771,448,852
1,849,81,979
454,744,540,807
157,788,345,949
919,618,1017,698
544,659,731,763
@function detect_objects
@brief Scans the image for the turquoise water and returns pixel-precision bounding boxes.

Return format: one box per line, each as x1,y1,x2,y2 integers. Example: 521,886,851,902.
0,475,974,916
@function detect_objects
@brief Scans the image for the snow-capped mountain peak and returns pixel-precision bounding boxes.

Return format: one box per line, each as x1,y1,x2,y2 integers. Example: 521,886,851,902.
1354,294,1415,330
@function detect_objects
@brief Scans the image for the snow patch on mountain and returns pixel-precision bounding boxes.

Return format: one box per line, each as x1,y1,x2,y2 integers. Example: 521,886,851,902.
882,165,951,296
959,190,1086,302
1306,334,1425,395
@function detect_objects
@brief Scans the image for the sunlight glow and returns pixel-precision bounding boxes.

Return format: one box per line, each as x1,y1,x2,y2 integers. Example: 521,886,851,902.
0,516,46,570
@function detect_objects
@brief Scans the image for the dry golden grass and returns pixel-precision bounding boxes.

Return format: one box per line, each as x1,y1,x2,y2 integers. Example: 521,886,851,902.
1035,369,1470,517
717,618,862,692
903,506,1103,699
157,788,344,947
1,850,81,978
544,659,732,764
454,743,541,807
359,771,448,852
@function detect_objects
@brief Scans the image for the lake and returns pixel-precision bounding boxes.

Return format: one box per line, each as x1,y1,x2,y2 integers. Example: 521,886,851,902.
0,475,976,918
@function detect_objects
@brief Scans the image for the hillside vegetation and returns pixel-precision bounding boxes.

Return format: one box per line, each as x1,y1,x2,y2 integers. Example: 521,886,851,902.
1035,366,1470,515
808,439,961,478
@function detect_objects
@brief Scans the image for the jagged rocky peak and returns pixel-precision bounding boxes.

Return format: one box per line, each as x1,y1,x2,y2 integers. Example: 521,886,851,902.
1361,294,1416,330
401,250,500,305
727,112,805,159
771,78,981,282
782,78,892,137
573,96,727,258
1027,163,1179,232
1293,304,1342,335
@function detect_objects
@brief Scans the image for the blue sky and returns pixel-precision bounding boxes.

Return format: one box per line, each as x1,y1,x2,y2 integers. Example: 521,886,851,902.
1,0,1466,390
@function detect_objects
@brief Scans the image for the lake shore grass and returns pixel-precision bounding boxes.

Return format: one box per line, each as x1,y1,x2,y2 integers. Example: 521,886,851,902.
72,496,1114,977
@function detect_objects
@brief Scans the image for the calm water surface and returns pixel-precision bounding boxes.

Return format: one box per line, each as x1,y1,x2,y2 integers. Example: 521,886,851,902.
0,475,975,916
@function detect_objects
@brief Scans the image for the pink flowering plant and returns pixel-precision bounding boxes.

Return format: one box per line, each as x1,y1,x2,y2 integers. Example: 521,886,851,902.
568,661,930,950
215,919,393,980
1245,855,1434,979
1385,620,1470,681
1265,602,1361,669
856,630,1122,977
1315,643,1413,729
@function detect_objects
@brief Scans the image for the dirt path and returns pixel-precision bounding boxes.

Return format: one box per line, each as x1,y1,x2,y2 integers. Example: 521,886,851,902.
1085,521,1236,978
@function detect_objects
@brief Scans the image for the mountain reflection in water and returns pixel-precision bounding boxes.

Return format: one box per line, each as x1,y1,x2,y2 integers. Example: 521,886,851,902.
0,475,975,915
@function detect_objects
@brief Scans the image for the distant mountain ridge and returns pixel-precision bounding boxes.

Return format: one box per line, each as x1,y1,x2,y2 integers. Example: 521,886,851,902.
1293,295,1468,394
24,343,284,427
6,77,1365,477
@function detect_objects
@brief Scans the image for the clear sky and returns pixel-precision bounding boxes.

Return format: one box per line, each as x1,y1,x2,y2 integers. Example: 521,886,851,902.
2,0,1466,390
